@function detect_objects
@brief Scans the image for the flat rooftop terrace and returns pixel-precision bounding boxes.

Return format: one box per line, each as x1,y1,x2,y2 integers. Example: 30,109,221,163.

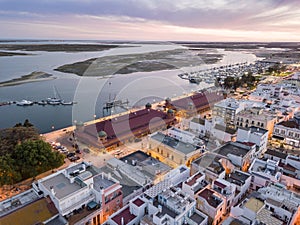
226,170,250,186
0,189,39,217
41,173,83,199
0,198,58,225
93,174,116,192
215,142,250,157
151,132,198,155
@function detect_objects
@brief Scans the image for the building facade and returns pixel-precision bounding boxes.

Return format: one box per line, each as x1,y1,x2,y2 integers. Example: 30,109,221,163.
235,107,277,138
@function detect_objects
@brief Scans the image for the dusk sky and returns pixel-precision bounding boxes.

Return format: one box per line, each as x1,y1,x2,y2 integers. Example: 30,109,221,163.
0,0,300,41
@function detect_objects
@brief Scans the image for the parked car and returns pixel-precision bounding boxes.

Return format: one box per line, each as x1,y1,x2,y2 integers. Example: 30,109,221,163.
67,152,76,158
70,156,80,162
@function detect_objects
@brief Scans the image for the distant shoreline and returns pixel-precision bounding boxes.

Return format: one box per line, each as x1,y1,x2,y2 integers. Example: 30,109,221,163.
0,44,120,52
0,51,31,57
0,71,56,87
55,49,224,77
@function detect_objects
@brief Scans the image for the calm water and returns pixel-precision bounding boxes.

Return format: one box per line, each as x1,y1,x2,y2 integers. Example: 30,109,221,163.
0,42,257,133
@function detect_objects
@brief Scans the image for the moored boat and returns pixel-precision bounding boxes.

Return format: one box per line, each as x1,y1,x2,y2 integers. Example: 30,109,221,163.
16,100,33,106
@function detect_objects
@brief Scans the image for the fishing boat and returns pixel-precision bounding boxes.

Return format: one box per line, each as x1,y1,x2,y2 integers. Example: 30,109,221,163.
47,86,63,105
189,77,202,84
16,100,33,106
61,101,73,105
48,99,61,105
37,100,48,105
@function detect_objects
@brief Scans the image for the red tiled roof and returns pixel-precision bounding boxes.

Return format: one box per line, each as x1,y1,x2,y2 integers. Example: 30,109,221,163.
279,162,296,172
198,188,223,208
240,142,256,147
84,108,176,142
132,198,145,207
214,180,227,189
171,91,224,111
111,206,136,225
278,120,299,129
186,173,203,186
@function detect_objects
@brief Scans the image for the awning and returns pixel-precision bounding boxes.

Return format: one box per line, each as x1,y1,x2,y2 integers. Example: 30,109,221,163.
87,201,98,209
272,135,284,140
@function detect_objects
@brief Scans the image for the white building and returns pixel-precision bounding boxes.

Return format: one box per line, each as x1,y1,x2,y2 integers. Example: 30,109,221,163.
212,178,236,214
167,127,205,147
214,141,256,170
108,197,147,225
189,117,237,143
225,170,251,205
34,162,97,216
237,126,269,157
163,165,190,186
258,183,300,223
235,107,277,138
273,117,300,148
264,149,287,163
230,197,284,225
108,181,209,225
191,153,227,183
197,187,225,225
248,158,282,190
210,123,237,143
189,117,211,137
212,98,247,128
148,132,204,168
33,162,123,225
182,172,209,198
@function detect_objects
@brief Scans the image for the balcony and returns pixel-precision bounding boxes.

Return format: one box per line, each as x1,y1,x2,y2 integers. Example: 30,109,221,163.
61,194,95,215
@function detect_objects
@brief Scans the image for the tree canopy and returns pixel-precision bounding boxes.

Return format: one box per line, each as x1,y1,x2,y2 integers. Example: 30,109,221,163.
0,120,64,186
223,72,258,90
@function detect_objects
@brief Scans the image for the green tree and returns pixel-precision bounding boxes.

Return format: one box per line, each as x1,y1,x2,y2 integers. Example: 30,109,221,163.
0,125,39,156
23,119,33,127
0,155,22,186
12,140,64,180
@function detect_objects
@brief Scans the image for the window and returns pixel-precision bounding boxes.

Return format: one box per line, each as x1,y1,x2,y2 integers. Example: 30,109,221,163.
97,215,100,225
171,155,174,160
251,121,254,125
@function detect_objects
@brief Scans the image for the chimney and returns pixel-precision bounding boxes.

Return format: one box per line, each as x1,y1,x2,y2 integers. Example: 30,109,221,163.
158,205,162,213
132,160,136,166
50,186,56,196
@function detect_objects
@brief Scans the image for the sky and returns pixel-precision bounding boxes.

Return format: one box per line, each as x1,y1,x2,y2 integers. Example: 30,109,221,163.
0,0,300,41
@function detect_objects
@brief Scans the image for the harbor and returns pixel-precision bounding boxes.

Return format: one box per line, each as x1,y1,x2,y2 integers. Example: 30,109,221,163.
0,95,77,107
178,60,274,84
